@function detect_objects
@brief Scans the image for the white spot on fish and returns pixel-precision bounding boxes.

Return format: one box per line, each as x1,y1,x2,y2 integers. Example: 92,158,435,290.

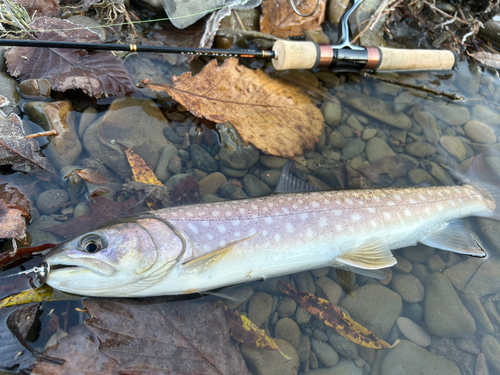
234,231,242,238
404,208,412,217
437,203,445,211
409,199,416,204
418,194,425,200
286,222,294,233
232,220,241,227
438,191,444,197
351,213,362,222
395,194,402,201
374,196,381,202
239,208,246,214
171,212,178,217
293,205,298,209
264,242,271,248
202,221,210,227
219,240,226,246
248,228,257,236
212,211,220,217
218,225,226,233
367,207,376,214
274,234,281,242
300,213,309,221
387,201,395,206
282,207,290,214
383,212,391,220
348,227,355,233
333,210,343,216
335,224,342,231
207,234,214,240
336,200,341,205
427,190,434,196
225,211,232,217
424,207,431,214
263,230,269,236
319,217,328,227
252,204,258,210
370,220,377,228
188,223,198,234
187,212,193,217
268,203,275,208
345,198,354,204
312,201,320,208
203,244,210,251
265,217,274,224
307,228,314,238
287,197,293,201
298,199,304,204
325,200,331,204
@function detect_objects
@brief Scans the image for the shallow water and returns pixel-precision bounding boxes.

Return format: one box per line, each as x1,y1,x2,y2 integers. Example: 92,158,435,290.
2,26,500,375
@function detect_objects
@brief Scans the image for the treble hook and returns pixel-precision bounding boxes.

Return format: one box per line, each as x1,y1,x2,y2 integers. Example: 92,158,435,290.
289,0,321,17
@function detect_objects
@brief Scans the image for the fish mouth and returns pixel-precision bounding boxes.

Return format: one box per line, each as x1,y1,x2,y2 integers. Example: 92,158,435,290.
47,258,116,277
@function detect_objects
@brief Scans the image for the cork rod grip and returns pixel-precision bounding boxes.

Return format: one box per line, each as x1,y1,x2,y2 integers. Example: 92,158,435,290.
272,40,320,70
375,47,458,71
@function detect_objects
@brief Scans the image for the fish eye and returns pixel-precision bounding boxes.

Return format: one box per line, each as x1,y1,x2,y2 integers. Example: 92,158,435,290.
79,233,107,254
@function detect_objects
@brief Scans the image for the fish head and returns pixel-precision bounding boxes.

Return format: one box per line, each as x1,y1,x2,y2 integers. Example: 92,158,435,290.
44,215,185,296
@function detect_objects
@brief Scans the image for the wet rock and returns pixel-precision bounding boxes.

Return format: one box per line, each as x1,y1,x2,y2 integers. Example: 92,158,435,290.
83,97,171,179
315,277,343,305
464,121,496,143
413,111,440,145
394,91,424,113
443,257,485,291
313,328,328,342
406,141,435,158
36,188,69,215
248,292,273,327
402,244,434,263
329,130,346,149
461,291,494,333
24,100,81,169
199,172,227,196
27,215,62,245
455,338,480,355
341,91,412,130
73,201,90,218
346,115,363,131
219,163,248,178
339,284,402,339
297,335,311,363
423,103,470,126
0,72,20,115
327,0,349,24
365,137,396,164
429,337,476,375
219,182,248,200
341,138,365,159
429,162,454,185
424,273,476,337
294,271,315,295
260,170,281,188
361,128,377,140
274,318,301,348
242,174,272,197
393,255,412,274
382,340,460,375
439,135,467,160
307,360,363,375
163,127,181,144
311,339,338,367
167,155,182,174
392,274,424,303
165,173,190,186
241,338,299,375
426,254,446,272
463,258,500,297
408,168,436,185
78,107,99,139
155,145,179,183
310,351,319,370
476,218,500,255
189,144,218,173
482,334,500,373
220,285,253,310
471,103,500,125
259,155,288,170
475,353,489,375
322,101,342,126
325,327,359,359
217,122,259,170
19,79,51,100
396,317,431,347
277,296,296,318
402,302,424,322
295,306,312,325
455,63,481,96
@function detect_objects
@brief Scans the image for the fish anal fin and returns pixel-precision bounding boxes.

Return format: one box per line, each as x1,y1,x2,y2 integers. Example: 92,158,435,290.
183,233,259,274
420,219,486,257
334,238,397,270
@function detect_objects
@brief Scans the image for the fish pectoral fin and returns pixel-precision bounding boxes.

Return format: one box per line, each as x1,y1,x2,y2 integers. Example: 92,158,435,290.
182,233,259,274
334,238,397,270
420,219,486,257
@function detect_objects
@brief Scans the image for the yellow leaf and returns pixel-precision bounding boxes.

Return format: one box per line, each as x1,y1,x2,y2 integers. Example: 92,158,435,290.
215,300,290,359
0,285,79,309
118,143,162,186
277,281,399,349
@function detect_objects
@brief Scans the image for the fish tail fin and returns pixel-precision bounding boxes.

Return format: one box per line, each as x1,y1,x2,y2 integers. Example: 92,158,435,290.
464,154,500,220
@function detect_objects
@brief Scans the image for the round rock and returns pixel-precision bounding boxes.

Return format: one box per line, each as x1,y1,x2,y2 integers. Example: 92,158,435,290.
248,292,273,327
464,120,496,143
392,273,424,303
322,101,342,126
241,338,300,375
242,174,272,197
198,172,227,196
276,296,297,318
341,138,365,159
189,144,218,173
396,317,431,347
405,141,436,158
274,318,301,348
311,339,338,367
36,189,69,215
439,135,466,161
366,137,395,164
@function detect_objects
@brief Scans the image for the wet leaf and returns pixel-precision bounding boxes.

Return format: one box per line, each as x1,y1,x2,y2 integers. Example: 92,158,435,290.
260,0,326,38
33,324,119,375
118,143,162,186
11,0,59,17
470,51,500,69
359,155,417,186
83,298,249,374
168,174,201,205
0,285,79,309
277,281,399,349
143,58,324,158
0,111,56,176
0,304,39,370
215,300,290,359
0,183,30,243
46,195,140,239
0,243,55,271
5,17,136,99
73,169,109,184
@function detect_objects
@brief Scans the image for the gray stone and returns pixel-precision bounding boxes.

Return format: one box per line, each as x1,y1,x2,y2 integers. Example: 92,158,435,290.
482,334,500,373
392,274,424,303
219,162,248,177
402,302,424,323
163,127,181,144
341,138,365,159
408,168,437,186
27,215,62,245
220,285,253,310
260,170,280,188
476,218,500,256
73,201,90,218
471,103,500,126
274,318,301,348
429,337,476,375
365,137,395,164
322,101,342,126
461,292,494,333
325,327,359,359
429,162,454,185
402,245,434,263
361,128,377,140
329,130,346,149
455,62,481,96
426,254,446,272
424,273,476,337
167,155,182,174
277,296,296,318
259,155,288,170
297,335,311,363
463,258,500,297
219,182,247,200
393,255,412,274
443,257,485,291
339,284,402,339
78,107,99,139
189,144,218,173
455,338,480,355
165,173,191,186
248,292,273,327
311,267,330,278
464,121,496,143
199,172,227,196
394,91,424,113
396,317,431,347
475,353,489,375
217,122,259,170
439,135,467,161
413,111,440,145
307,360,363,375
241,338,300,375
293,271,315,295
155,145,178,182
36,189,69,215
423,103,470,126
242,174,272,197
311,339,338,367
406,141,436,158
19,79,51,100
382,340,461,375
295,306,312,325
315,277,343,305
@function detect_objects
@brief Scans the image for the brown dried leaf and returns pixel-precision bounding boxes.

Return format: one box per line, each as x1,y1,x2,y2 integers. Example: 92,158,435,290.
11,0,59,17
143,58,324,158
83,298,249,375
118,143,162,186
0,183,30,243
74,169,109,184
260,0,326,38
0,243,55,271
0,111,56,176
6,17,136,99
470,51,500,69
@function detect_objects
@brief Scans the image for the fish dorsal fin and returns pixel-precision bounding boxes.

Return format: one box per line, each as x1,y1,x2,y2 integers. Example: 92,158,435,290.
274,161,320,194
420,219,487,257
183,233,259,274
334,238,397,270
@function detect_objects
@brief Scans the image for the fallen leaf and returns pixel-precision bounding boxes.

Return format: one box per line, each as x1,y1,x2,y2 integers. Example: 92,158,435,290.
0,111,56,176
143,58,324,158
0,304,39,370
0,243,55,271
168,174,201,205
359,155,417,186
33,324,119,375
0,285,79,309
470,51,500,69
215,300,290,359
73,169,109,184
83,298,249,374
11,0,59,17
260,0,326,38
6,17,136,99
0,183,31,243
277,281,399,349
46,195,140,239
118,143,162,186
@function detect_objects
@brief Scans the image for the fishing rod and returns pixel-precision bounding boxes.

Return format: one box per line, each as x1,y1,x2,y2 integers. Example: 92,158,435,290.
0,0,458,73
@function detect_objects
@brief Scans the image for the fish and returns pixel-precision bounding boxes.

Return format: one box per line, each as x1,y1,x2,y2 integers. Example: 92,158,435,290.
43,155,500,297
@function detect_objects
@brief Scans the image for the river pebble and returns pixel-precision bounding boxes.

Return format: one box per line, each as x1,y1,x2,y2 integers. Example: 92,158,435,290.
297,335,311,363
259,155,288,170
426,254,446,272
325,327,359,359
329,131,346,149
341,138,365,159
461,292,494,333
393,255,412,274
276,296,296,318
413,111,440,144
429,337,476,375
439,135,467,160
241,338,299,375
475,353,489,375
464,120,496,143
392,274,424,303
442,257,484,291
260,170,280,188
315,277,343,304
405,141,435,158
463,258,500,297
313,328,329,342
198,172,227,196
36,189,69,215
189,144,218,173
471,103,500,125
455,338,480,355
19,79,51,100
423,103,470,126
365,137,395,164
396,317,431,347
482,335,500,373
295,306,312,325
294,271,316,295
424,272,476,337
242,174,272,197
163,127,181,144
248,292,273,327
274,318,301,348
408,168,436,185
311,339,338,367
322,101,342,126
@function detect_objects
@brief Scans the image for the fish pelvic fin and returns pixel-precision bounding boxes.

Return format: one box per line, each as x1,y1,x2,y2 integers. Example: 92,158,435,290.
463,154,500,220
182,233,259,274
334,238,397,270
420,219,486,257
